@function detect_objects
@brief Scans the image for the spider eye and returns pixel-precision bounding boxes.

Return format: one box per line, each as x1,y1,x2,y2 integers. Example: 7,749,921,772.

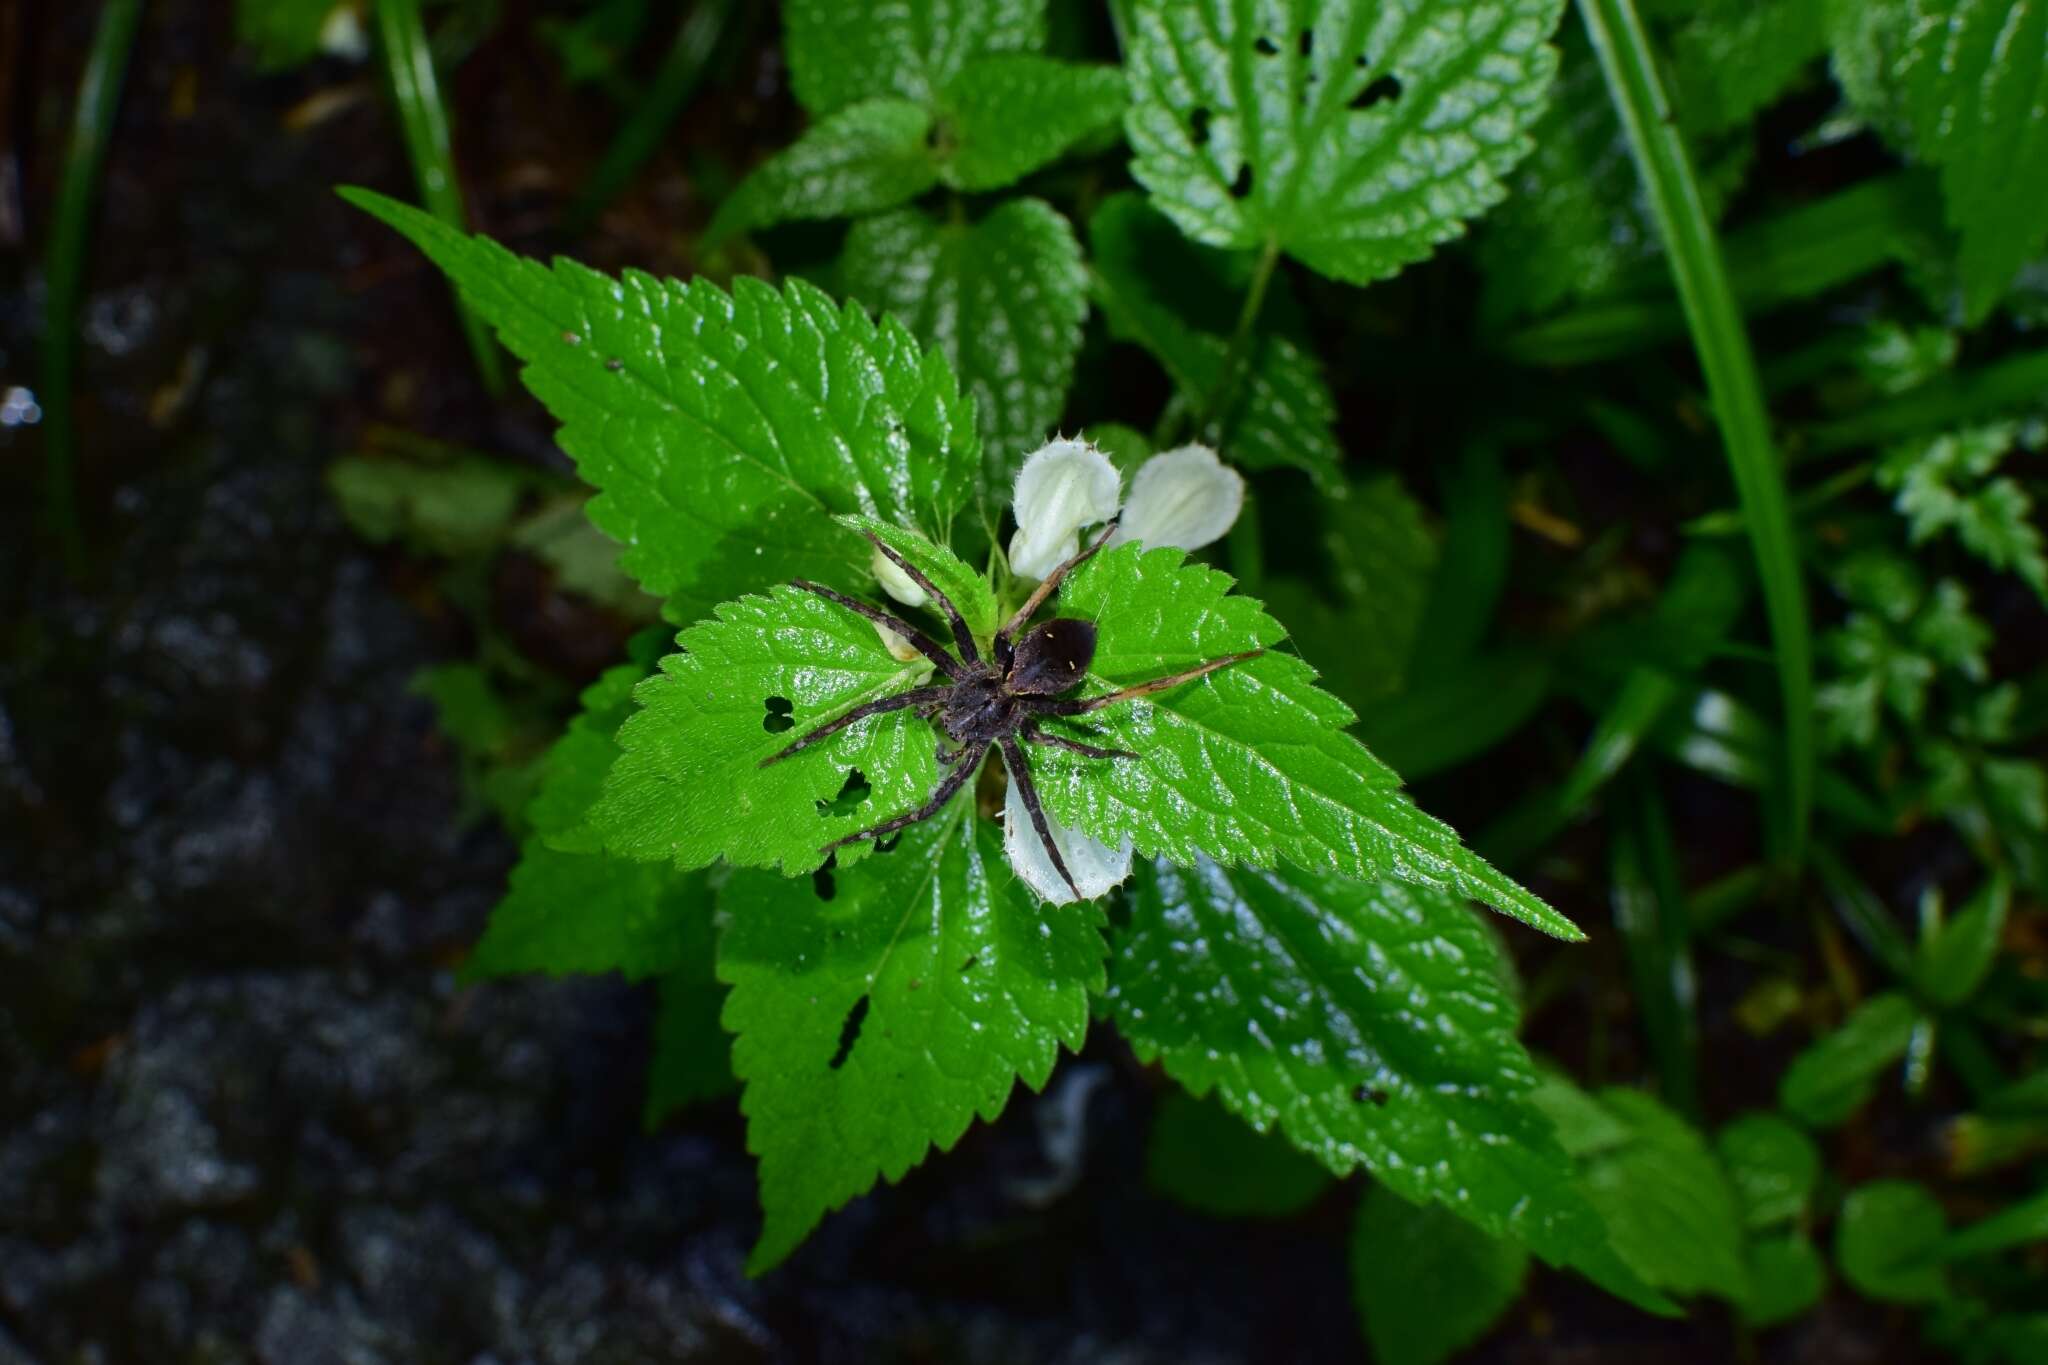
1009,618,1097,695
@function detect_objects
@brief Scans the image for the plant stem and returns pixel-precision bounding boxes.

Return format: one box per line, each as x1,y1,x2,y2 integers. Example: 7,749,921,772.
564,0,739,237
375,0,504,394
1576,0,1814,862
41,0,144,575
1198,235,1281,441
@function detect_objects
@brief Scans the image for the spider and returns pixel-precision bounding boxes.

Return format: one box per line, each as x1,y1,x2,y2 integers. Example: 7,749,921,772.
760,522,1262,899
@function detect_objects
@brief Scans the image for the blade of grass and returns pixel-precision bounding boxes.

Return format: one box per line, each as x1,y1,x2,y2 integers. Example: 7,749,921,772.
1576,0,1813,862
564,0,740,237
41,0,144,574
374,0,504,394
1611,776,1700,1119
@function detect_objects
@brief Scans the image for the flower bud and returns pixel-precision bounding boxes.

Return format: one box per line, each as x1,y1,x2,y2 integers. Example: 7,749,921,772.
1007,438,1120,581
1003,780,1133,904
1110,444,1244,553
871,619,925,663
870,543,928,607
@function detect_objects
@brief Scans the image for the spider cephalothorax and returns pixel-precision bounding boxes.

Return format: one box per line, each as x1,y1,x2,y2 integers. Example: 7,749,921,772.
760,522,1261,899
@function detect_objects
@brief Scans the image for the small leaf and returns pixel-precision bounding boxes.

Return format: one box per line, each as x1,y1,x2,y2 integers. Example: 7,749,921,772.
708,100,940,243
720,800,1104,1272
1088,194,1342,488
327,451,531,557
783,0,1046,115
339,189,982,626
1915,874,2011,1007
646,961,737,1127
1535,1081,1751,1304
1715,1112,1821,1231
1836,1180,1950,1303
935,55,1127,191
1107,859,1644,1303
1667,0,1827,136
1029,542,1580,938
842,199,1088,484
1741,1234,1828,1328
1877,425,2048,604
238,0,349,71
1350,1182,1529,1365
1145,1088,1334,1217
1925,1184,2048,1264
1778,991,1922,1128
1124,0,1567,285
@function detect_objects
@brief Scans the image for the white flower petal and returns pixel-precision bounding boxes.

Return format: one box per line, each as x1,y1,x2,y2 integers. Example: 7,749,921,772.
871,619,924,663
1003,777,1132,904
1109,444,1245,553
1009,438,1120,580
870,543,928,607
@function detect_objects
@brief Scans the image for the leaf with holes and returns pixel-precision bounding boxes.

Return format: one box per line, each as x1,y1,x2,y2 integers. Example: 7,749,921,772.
1027,542,1582,939
707,100,942,242
1124,0,1567,285
783,0,1047,115
720,800,1105,1272
339,190,982,626
586,520,994,875
842,199,1088,486
1108,858,1651,1304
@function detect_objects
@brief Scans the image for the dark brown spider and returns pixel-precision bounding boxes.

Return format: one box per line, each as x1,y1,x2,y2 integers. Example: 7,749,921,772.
760,522,1262,899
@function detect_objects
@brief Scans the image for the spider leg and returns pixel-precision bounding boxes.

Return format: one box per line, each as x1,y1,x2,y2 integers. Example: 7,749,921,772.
760,684,955,766
861,531,980,663
996,518,1121,662
821,740,986,855
1038,649,1264,716
793,580,960,678
998,735,1081,900
1021,717,1136,761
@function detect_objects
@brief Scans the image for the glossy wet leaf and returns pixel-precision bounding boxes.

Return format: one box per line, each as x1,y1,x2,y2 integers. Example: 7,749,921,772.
1088,194,1342,488
842,200,1088,485
707,100,940,241
339,190,982,626
1715,1112,1821,1231
1778,991,1922,1128
1350,1182,1529,1365
1107,859,1641,1301
1145,1088,1334,1217
1836,1180,1949,1303
1028,542,1580,938
783,0,1046,115
1124,0,1566,285
719,801,1104,1272
1536,1081,1751,1304
935,55,1127,190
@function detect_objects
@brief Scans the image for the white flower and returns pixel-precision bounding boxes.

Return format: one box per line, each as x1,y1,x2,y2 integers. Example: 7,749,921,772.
1007,439,1121,580
1110,444,1244,554
1003,779,1133,904
870,542,927,607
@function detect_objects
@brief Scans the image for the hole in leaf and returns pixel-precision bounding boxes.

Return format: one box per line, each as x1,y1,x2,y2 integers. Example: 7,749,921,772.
762,696,795,733
1229,163,1254,199
1253,34,1279,55
1351,74,1402,111
960,954,979,973
1354,1084,1390,1106
817,768,872,818
829,995,870,1070
812,861,836,901
1190,106,1211,146
1298,29,1313,57
875,831,903,854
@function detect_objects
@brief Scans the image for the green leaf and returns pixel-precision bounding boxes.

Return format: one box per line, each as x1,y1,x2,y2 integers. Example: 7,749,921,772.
1715,1112,1821,1231
527,653,654,853
1088,193,1342,488
1535,1081,1751,1304
1741,1234,1828,1328
338,189,982,626
1877,424,2048,603
1925,1184,2048,1264
238,0,349,72
1667,0,1827,136
1123,0,1566,285
719,800,1103,1272
1778,991,1922,1128
935,55,1127,190
708,100,941,243
1028,542,1580,938
326,451,530,558
1836,1180,1950,1303
783,0,1045,115
1145,1088,1334,1217
1107,859,1643,1302
1350,1182,1529,1365
1915,874,2011,1007
841,199,1088,485
645,961,737,1127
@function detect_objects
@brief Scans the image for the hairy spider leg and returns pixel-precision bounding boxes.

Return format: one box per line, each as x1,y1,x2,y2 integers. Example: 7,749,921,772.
1037,649,1266,716
790,580,960,678
759,684,956,767
995,518,1121,664
997,735,1081,899
1022,719,1137,761
821,739,988,856
861,531,980,663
